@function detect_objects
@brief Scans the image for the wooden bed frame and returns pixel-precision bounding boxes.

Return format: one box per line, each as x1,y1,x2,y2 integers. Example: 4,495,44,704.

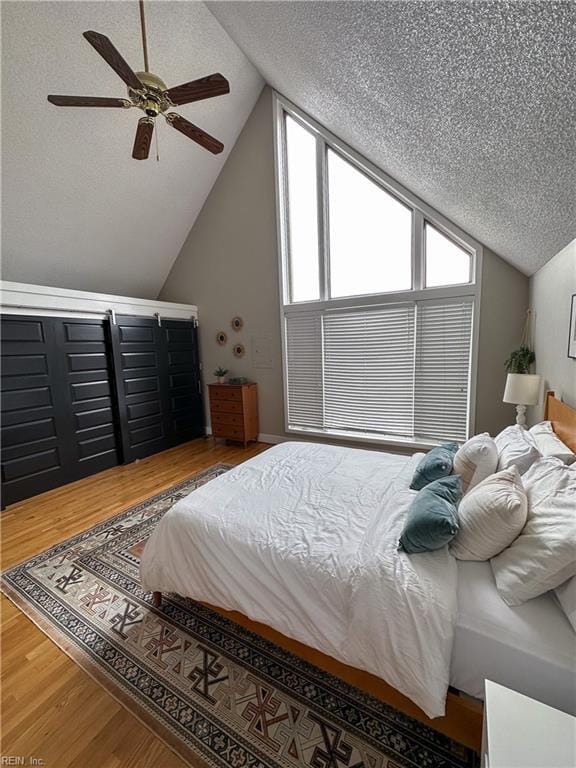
152,392,576,753
152,591,484,749
544,390,576,452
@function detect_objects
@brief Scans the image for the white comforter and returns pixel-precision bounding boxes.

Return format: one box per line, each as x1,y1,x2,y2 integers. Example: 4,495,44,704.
140,442,458,718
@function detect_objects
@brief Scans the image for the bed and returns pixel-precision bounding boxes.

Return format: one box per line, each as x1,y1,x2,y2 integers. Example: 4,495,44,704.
452,561,575,715
450,391,576,716
141,442,456,719
140,391,576,743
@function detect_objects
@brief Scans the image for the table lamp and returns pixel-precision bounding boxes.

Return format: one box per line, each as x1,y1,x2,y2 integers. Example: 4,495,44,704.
503,373,541,427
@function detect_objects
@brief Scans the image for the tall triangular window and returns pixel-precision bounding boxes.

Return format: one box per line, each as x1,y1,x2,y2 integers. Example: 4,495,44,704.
277,99,479,445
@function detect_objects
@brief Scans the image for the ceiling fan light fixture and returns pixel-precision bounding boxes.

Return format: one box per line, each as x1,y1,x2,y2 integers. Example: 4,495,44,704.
143,96,161,116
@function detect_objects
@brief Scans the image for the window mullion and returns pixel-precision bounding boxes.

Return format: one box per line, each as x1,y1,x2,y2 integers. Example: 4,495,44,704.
413,209,424,291
411,302,418,439
316,137,329,301
280,112,293,305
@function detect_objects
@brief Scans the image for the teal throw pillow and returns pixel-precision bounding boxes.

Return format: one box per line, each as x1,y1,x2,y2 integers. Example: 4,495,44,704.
399,475,462,554
410,442,458,491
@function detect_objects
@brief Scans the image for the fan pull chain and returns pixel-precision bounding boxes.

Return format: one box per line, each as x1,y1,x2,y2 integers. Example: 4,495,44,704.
155,120,160,162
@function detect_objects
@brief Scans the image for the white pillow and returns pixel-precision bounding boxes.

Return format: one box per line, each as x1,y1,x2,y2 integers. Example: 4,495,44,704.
453,433,498,493
529,421,576,465
555,576,576,632
494,424,541,474
491,458,576,605
450,466,527,561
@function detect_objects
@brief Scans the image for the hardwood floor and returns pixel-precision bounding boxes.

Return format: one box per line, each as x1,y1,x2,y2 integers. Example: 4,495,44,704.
1,437,267,768
1,436,481,766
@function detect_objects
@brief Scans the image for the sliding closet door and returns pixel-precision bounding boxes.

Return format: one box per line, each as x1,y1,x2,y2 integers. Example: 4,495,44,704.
54,318,122,478
1,316,71,505
108,317,169,461
161,319,204,443
109,316,204,463
1,315,121,507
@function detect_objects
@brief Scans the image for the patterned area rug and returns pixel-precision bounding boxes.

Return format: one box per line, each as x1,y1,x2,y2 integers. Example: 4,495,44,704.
2,465,478,768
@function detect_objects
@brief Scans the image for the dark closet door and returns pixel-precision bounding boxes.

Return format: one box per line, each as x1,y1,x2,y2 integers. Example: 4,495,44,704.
1,315,121,507
109,315,204,463
108,316,168,462
1,316,70,504
161,319,204,444
54,318,122,479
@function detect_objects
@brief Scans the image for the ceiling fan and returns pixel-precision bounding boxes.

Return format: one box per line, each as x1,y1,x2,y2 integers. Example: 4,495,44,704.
47,0,229,160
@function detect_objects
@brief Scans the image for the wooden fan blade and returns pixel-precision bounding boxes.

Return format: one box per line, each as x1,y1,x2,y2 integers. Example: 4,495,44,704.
48,95,130,108
166,113,224,154
83,30,143,91
132,118,154,160
164,73,229,106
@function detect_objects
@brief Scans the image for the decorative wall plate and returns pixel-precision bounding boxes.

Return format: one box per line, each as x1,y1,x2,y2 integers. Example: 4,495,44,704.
216,331,227,346
231,316,243,332
233,343,245,358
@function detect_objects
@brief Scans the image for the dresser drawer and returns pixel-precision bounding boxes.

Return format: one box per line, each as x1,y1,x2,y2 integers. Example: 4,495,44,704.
210,399,243,415
212,424,246,440
211,412,244,427
209,386,242,402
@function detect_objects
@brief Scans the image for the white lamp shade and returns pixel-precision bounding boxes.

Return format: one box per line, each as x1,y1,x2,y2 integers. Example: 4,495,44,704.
503,373,541,405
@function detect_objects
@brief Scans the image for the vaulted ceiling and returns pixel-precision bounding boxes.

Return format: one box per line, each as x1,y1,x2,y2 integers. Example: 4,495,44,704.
209,0,575,275
2,1,574,300
1,1,263,298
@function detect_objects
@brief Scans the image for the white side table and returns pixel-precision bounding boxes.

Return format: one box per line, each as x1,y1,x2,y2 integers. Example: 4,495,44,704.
482,680,576,767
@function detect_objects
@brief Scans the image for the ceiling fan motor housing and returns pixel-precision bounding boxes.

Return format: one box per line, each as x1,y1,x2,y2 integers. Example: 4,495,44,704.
130,71,170,116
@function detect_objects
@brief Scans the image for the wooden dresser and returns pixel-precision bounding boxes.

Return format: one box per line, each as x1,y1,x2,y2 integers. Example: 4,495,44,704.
208,383,259,446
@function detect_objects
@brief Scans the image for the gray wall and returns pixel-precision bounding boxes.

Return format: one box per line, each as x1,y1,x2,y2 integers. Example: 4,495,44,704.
476,249,530,433
528,239,576,424
160,88,284,438
161,87,530,442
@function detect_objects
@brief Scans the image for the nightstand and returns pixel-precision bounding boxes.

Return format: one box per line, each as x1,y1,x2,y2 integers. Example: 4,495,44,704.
482,680,576,767
208,383,258,447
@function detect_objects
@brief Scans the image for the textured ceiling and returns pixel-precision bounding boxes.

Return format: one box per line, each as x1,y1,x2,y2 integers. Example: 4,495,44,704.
209,0,575,275
1,1,263,298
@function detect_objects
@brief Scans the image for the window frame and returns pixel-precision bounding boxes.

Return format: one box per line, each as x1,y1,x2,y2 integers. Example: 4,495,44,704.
273,91,483,448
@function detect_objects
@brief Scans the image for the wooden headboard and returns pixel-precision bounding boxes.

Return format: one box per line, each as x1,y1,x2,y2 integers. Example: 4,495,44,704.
544,391,576,453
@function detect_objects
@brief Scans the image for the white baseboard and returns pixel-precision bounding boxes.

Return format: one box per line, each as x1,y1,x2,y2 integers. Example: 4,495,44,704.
258,433,291,445
204,427,288,445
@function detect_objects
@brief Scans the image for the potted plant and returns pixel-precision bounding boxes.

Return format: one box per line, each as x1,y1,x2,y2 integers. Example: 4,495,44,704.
504,345,535,374
214,366,228,385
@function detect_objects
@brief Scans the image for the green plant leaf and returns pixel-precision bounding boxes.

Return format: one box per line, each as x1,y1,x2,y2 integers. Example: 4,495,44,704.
504,345,535,374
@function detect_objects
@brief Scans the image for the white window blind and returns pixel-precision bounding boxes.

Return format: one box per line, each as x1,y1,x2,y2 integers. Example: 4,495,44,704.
285,313,323,428
323,306,415,436
285,300,473,442
414,300,473,442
